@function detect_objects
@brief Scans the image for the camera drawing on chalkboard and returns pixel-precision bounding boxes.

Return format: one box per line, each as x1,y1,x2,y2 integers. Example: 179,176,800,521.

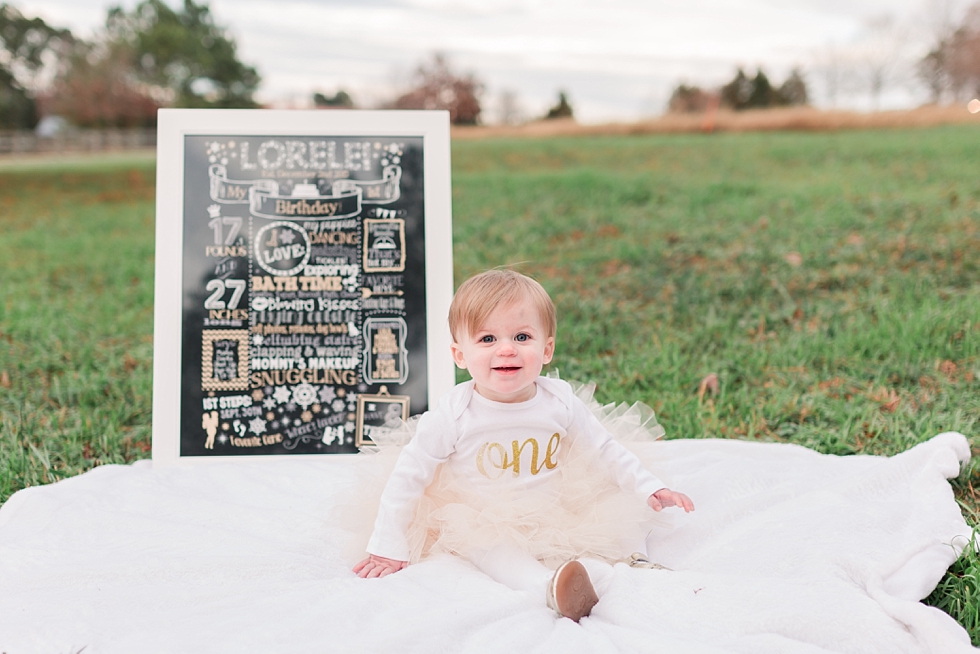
355,386,411,448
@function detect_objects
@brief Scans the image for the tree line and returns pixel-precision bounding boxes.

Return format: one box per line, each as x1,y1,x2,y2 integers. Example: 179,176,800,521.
668,68,808,113
15,1,976,129
0,0,260,129
0,1,581,129
669,2,980,113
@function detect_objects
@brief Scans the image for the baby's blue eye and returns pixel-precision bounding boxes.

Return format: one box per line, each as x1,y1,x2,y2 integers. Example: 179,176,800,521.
480,335,495,343
515,333,529,342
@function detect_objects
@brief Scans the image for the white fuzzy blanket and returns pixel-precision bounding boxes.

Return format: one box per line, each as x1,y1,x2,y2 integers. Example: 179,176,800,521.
0,432,975,653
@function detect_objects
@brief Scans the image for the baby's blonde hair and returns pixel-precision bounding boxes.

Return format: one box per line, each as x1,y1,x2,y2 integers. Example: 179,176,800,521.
448,270,557,342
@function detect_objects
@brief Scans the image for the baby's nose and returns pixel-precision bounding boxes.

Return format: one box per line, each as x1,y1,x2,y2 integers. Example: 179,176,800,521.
498,340,517,354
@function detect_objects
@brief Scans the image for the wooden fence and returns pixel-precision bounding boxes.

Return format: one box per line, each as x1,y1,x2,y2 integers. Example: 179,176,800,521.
0,129,156,155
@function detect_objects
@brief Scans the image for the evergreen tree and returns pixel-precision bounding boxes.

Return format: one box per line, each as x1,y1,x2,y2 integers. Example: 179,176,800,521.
313,90,354,108
747,70,775,108
720,68,753,110
545,91,574,119
0,65,34,128
720,67,808,110
777,68,808,106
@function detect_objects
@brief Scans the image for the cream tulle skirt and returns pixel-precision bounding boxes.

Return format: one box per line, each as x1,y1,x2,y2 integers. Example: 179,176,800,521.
336,377,671,570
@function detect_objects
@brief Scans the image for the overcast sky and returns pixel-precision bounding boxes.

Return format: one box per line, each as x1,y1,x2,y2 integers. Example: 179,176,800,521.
14,0,959,123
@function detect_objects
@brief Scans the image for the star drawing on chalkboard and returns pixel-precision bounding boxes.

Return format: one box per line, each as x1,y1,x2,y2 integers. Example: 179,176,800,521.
249,417,267,435
273,386,292,404
279,230,296,245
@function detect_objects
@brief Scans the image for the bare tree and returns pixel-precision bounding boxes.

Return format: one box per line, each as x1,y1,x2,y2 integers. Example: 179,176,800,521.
495,89,524,125
946,4,980,99
916,0,964,102
856,15,910,110
667,84,715,113
812,44,854,108
41,39,160,127
390,54,482,125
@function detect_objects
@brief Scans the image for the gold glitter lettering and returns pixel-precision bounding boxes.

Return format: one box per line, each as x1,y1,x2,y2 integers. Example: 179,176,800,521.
511,438,539,476
477,434,562,478
476,442,510,479
542,432,561,471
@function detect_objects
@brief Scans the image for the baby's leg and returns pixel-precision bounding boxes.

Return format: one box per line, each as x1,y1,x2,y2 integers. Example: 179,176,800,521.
468,541,551,597
468,544,604,622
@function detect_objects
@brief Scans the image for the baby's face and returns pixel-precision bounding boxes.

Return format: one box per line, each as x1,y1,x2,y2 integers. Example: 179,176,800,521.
451,300,555,403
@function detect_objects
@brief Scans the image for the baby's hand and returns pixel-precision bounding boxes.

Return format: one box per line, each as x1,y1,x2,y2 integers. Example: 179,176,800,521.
648,488,695,513
353,554,408,578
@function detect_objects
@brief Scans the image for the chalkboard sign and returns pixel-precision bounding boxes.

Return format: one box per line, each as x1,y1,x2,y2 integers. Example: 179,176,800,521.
152,110,454,464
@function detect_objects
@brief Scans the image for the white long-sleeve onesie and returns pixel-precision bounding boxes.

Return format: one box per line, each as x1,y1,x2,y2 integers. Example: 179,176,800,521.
366,376,666,562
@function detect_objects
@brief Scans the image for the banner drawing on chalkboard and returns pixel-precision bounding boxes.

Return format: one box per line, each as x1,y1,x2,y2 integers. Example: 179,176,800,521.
180,135,427,456
209,161,401,220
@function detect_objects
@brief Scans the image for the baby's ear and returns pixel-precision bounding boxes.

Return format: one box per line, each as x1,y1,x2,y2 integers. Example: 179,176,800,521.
450,342,467,369
542,336,555,364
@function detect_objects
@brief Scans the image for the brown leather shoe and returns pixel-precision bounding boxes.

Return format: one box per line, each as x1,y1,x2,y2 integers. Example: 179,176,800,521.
546,560,598,622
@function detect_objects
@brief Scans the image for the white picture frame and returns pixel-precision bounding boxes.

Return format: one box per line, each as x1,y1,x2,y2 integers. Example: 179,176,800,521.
152,109,455,465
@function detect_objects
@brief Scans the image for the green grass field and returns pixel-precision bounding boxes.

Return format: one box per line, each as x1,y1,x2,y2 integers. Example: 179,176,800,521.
1,126,979,638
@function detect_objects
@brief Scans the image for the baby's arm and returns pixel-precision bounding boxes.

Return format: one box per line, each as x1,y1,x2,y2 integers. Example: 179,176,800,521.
353,554,407,578
567,392,694,510
354,400,458,577
648,488,695,512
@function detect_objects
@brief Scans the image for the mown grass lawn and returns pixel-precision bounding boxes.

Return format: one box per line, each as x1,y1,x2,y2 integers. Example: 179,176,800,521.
1,126,979,638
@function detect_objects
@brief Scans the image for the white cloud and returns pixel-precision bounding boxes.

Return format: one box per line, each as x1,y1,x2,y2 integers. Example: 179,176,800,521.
16,0,940,121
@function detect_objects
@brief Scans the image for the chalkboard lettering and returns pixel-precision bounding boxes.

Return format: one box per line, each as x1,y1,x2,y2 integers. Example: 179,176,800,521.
178,134,428,456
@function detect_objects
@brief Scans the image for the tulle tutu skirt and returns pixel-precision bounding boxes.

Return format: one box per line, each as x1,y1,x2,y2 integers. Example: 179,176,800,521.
335,376,672,570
